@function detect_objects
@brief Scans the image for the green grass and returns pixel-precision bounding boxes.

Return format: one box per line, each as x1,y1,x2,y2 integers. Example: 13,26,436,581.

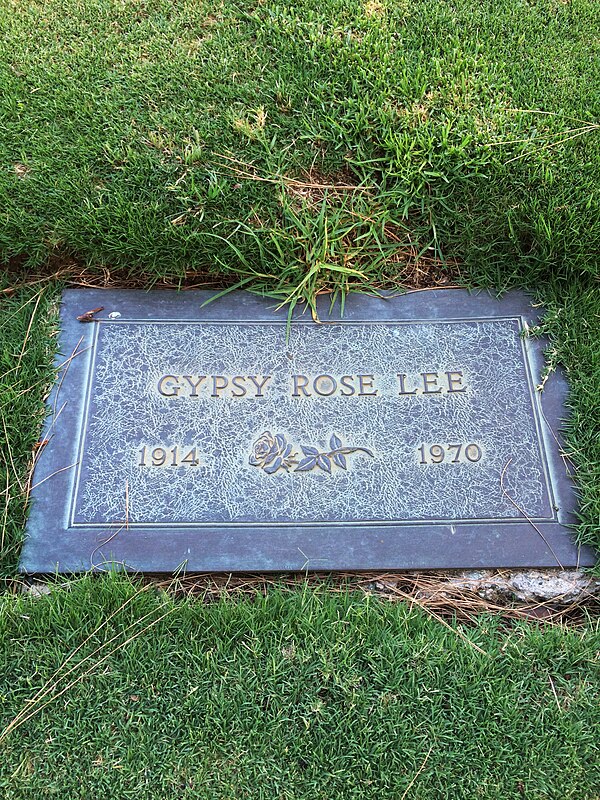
0,282,60,576
0,0,599,288
0,579,598,799
0,3,599,795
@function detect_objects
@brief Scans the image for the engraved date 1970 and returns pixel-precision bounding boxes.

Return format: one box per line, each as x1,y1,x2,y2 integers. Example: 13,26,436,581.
418,442,482,464
138,446,201,467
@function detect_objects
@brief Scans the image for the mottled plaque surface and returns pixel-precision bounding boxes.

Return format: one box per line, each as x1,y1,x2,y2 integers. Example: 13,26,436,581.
20,289,595,573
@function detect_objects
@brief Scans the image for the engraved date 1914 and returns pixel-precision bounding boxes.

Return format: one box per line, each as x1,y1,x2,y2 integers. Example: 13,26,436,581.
138,446,201,467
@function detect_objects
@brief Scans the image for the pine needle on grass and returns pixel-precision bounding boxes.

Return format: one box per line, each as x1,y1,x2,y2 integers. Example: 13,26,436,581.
0,583,176,744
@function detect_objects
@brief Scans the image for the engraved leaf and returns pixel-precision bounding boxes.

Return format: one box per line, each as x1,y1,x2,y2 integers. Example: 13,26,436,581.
301,445,319,457
317,455,332,473
275,434,286,450
333,453,347,469
295,456,317,472
330,434,342,450
264,456,283,474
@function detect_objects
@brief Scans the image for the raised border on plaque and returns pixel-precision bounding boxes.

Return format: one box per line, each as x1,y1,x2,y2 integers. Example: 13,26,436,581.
20,289,596,573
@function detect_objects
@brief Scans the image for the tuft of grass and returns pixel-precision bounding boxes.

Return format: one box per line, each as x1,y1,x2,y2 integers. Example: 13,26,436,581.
200,175,456,317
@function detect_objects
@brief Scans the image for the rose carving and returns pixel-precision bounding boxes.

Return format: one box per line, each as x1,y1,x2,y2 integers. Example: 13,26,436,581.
249,432,296,474
249,432,373,475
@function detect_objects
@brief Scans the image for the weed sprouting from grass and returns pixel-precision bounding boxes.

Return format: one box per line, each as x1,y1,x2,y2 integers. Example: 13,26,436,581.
201,170,455,316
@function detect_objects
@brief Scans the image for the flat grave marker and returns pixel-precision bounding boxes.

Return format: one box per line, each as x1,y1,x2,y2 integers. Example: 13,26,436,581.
20,288,595,572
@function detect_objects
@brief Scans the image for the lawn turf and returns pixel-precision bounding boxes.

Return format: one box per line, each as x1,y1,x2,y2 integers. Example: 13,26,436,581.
0,580,598,800
0,0,599,287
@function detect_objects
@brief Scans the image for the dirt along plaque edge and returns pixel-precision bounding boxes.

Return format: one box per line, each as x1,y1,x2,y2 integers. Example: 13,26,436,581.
19,288,596,573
